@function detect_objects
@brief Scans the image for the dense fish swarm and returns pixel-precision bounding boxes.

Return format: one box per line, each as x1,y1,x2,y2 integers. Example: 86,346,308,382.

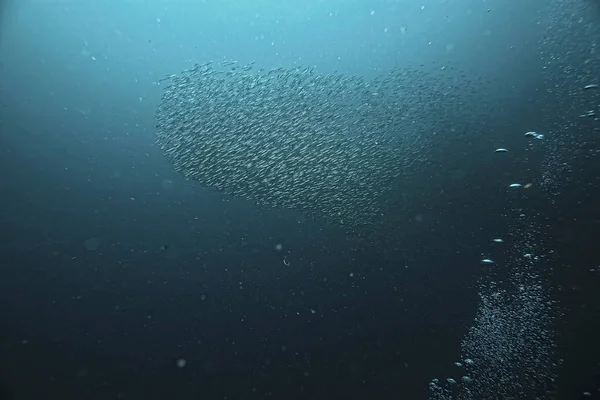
155,61,438,227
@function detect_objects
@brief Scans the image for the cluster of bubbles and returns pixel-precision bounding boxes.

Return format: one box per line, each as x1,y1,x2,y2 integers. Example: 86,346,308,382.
155,60,471,228
429,197,558,400
537,0,600,194
429,0,600,397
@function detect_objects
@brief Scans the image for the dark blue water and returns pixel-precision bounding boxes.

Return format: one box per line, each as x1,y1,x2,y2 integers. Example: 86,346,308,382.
1,1,599,399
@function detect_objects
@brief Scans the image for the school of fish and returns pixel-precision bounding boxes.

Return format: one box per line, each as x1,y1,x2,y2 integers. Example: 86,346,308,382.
155,61,453,227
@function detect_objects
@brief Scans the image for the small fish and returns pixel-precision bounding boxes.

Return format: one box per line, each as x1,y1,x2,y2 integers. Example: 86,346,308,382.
481,258,494,264
494,148,508,153
454,362,463,367
509,183,522,188
524,131,544,139
579,110,596,118
584,84,599,90
492,238,503,243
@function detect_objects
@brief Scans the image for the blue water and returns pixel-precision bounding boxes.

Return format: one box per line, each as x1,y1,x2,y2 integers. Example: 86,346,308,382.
1,1,599,399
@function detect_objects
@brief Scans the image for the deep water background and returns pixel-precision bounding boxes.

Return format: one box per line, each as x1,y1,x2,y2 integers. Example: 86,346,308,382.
1,1,599,399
